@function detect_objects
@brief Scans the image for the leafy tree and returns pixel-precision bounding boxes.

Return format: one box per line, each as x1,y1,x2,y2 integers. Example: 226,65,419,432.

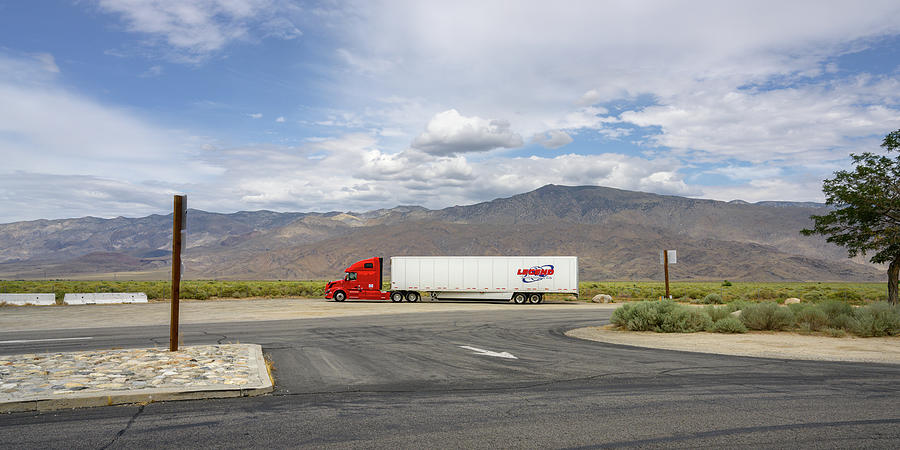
802,129,900,304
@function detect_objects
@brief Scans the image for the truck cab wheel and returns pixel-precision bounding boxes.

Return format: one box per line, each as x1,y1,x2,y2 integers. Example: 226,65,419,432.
512,293,526,304
391,292,404,302
406,291,420,302
333,291,346,302
528,294,541,304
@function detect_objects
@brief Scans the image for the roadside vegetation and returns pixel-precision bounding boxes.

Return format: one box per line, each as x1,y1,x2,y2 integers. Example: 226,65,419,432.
611,299,900,338
0,280,326,301
579,281,889,304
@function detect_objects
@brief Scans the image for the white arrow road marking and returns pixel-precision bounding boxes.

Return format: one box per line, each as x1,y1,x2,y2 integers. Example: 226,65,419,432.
0,337,93,344
459,345,518,359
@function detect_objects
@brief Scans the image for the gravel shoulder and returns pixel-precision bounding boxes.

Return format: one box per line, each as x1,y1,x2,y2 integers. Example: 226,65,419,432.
567,325,900,364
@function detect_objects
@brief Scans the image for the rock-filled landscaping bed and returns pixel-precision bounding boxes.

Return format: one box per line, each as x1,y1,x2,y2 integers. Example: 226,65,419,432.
611,299,900,337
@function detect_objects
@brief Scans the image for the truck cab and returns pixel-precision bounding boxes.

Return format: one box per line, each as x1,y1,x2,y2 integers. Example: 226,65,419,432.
324,257,390,301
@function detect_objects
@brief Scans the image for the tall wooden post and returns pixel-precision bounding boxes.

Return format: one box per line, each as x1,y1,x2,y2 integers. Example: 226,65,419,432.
663,249,670,299
170,195,185,351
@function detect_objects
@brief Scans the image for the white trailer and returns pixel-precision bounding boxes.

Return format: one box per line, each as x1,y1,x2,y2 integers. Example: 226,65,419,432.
389,256,578,303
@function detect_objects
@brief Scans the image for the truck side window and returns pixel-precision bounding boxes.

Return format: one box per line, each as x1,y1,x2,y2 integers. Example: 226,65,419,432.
345,272,357,281
364,263,374,268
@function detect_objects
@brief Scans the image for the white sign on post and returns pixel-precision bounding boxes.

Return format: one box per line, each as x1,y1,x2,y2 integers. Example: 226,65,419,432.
660,250,677,264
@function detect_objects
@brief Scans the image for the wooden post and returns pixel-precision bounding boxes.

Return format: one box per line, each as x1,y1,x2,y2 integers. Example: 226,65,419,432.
170,195,185,351
663,249,670,300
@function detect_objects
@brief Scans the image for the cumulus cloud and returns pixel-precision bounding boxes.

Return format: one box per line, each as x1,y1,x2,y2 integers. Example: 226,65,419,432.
248,112,262,119
411,109,523,155
94,0,301,62
532,130,573,149
275,116,285,123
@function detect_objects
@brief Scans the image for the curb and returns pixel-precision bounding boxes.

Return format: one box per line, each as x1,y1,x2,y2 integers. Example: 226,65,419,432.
0,345,273,413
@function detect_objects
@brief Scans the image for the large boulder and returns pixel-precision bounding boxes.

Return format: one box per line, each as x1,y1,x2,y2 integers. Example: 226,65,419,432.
784,298,801,305
592,294,613,303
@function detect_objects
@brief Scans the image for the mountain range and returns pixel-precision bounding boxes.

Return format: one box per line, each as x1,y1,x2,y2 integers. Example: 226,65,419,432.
0,184,883,282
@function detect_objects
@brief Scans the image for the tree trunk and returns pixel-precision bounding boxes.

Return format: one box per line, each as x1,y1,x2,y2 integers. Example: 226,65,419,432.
889,256,900,306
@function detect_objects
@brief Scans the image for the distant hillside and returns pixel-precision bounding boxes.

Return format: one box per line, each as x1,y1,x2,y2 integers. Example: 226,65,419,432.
0,185,882,282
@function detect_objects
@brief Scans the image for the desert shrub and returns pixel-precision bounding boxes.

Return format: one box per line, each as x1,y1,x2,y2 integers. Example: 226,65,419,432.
611,300,710,333
824,327,847,338
801,291,825,303
852,302,900,337
659,307,713,333
740,302,795,331
693,293,723,305
795,306,827,332
721,280,732,287
705,305,732,322
711,317,748,333
817,301,855,329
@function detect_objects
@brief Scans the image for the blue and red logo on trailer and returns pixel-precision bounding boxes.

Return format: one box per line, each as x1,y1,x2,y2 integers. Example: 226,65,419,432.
517,265,554,283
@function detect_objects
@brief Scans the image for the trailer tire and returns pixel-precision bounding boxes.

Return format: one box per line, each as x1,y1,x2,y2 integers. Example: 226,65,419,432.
512,293,526,304
406,291,420,302
391,292,404,302
333,291,346,302
528,293,541,304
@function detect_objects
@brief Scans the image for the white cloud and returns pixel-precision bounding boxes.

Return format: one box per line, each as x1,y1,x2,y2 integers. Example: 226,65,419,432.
248,112,262,119
532,130,573,149
140,65,164,77
325,1,900,169
182,132,688,215
275,116,285,123
31,53,59,73
0,53,220,221
411,109,524,155
619,77,900,163
94,0,301,62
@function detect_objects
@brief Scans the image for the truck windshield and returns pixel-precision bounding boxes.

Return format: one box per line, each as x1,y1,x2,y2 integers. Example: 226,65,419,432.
344,272,357,281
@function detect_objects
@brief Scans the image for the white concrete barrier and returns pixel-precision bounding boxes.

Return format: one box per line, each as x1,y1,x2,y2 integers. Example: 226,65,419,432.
63,292,149,305
0,293,57,306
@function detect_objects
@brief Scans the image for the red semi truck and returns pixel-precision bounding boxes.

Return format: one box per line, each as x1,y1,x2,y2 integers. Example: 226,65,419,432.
324,256,579,303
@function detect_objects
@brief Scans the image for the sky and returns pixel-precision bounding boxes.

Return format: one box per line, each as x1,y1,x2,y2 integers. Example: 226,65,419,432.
1,0,900,223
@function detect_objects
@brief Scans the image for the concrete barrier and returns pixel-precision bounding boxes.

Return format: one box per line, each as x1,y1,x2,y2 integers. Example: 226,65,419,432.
63,293,149,305
0,293,57,306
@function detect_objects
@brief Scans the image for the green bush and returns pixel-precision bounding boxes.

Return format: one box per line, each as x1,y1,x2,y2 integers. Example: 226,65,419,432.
660,307,712,333
824,327,847,338
721,280,732,287
704,305,732,322
611,300,711,333
801,290,825,303
695,293,723,304
852,302,900,337
710,317,748,333
795,306,827,332
740,302,795,331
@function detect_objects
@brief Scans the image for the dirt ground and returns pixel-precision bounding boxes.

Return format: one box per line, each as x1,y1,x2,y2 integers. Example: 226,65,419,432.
567,325,900,365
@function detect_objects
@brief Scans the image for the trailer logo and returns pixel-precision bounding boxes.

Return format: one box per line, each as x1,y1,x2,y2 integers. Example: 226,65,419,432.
517,265,554,283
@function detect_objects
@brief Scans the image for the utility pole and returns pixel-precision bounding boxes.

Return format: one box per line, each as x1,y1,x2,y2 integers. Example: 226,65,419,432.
660,249,676,300
170,195,186,351
663,249,670,299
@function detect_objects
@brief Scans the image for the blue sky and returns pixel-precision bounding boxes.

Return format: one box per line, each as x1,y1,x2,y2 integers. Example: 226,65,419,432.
1,0,899,222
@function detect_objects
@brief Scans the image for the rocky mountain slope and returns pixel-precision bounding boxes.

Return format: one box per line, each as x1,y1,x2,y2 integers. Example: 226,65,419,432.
0,185,883,281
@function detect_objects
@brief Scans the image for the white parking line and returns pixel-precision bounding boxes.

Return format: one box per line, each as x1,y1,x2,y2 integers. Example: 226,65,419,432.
459,345,518,359
0,337,94,344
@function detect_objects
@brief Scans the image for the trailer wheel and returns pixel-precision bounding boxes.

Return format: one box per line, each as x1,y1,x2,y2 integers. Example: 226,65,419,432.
527,293,541,304
333,291,346,302
391,292,404,302
512,293,526,304
406,291,420,302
